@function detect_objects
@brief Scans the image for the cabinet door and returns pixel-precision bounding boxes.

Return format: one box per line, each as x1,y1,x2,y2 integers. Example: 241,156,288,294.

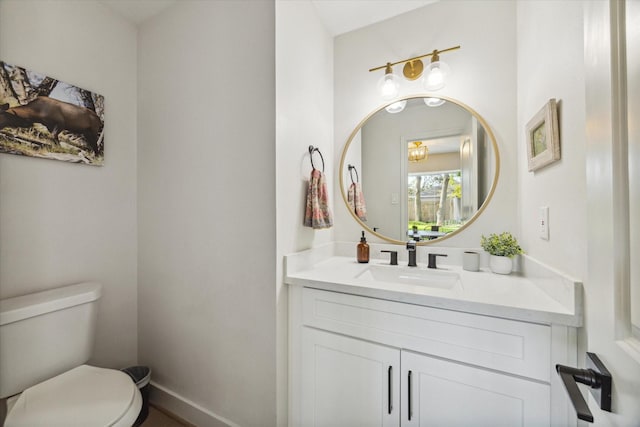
401,350,550,427
302,327,400,427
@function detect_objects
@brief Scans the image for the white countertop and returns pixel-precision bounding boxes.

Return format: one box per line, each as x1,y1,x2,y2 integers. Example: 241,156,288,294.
284,243,583,327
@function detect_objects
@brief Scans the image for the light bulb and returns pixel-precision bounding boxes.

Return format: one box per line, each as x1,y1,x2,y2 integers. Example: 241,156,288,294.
424,97,446,107
427,67,443,87
381,76,399,98
424,60,451,91
385,100,407,114
377,64,400,100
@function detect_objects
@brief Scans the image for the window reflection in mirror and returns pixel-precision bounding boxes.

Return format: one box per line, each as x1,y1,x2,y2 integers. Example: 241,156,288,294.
408,171,461,240
405,133,464,239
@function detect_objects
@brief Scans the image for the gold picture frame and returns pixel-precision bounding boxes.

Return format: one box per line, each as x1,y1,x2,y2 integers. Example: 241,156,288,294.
526,98,560,172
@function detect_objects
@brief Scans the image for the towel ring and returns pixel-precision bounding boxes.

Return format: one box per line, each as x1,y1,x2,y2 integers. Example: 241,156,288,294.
308,145,325,172
348,164,359,183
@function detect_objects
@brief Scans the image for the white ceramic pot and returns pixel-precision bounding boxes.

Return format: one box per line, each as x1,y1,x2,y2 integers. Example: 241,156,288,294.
489,255,512,275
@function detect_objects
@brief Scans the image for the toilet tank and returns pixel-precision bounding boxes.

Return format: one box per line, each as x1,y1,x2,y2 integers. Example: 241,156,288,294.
0,282,102,398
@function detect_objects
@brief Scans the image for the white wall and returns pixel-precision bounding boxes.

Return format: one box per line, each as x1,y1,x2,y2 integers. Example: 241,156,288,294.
334,0,518,247
516,1,586,280
276,1,335,255
516,0,588,413
276,1,334,425
137,2,276,426
0,0,138,368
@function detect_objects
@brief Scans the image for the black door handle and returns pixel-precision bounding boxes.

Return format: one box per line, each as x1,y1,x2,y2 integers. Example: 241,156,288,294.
556,352,612,423
557,369,595,422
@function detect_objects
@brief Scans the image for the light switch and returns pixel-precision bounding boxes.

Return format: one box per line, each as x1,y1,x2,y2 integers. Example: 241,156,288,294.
539,206,549,240
391,193,399,205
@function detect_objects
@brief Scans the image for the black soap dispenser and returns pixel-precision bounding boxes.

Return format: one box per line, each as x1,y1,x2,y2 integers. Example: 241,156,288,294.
357,231,370,263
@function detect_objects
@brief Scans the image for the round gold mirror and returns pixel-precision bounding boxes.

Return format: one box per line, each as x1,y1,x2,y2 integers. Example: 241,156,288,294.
339,95,500,244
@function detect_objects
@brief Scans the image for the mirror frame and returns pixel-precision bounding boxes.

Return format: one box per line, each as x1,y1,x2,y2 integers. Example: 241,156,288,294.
339,94,501,245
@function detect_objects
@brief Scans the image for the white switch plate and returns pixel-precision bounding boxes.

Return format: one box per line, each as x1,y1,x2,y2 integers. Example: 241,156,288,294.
391,193,399,205
539,206,549,240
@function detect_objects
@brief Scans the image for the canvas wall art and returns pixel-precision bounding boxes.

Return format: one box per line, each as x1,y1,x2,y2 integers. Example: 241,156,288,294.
0,61,104,166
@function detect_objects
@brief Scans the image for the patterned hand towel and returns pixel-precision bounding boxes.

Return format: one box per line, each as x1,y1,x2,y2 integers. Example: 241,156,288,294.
304,168,333,229
348,182,367,221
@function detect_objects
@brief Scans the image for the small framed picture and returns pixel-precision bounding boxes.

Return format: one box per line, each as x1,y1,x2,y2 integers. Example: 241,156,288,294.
526,98,560,172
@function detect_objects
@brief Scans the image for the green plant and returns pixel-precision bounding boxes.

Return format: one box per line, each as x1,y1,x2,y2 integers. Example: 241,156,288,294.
480,232,524,258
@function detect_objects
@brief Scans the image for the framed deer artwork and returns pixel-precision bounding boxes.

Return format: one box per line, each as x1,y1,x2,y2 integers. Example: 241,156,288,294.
0,61,105,166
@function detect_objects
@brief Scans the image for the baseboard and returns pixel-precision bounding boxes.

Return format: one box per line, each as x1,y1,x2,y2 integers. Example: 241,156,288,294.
149,381,239,427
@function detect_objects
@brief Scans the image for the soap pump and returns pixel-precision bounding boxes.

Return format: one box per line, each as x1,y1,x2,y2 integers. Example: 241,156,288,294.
357,231,370,263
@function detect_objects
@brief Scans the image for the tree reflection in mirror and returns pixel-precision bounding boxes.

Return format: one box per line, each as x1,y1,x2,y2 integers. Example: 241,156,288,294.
408,172,461,239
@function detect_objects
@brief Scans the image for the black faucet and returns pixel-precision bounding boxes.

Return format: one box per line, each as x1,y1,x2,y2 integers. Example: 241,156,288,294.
381,250,398,265
411,225,421,241
406,241,418,267
427,253,448,269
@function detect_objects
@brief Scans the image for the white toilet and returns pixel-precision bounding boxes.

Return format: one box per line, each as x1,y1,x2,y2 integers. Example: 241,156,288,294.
0,282,142,426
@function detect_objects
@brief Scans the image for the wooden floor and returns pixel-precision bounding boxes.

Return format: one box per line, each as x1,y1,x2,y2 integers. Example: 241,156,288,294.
141,405,192,427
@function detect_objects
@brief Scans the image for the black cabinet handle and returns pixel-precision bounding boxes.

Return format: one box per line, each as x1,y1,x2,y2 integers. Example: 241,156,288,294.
556,352,612,423
408,370,413,421
388,366,393,414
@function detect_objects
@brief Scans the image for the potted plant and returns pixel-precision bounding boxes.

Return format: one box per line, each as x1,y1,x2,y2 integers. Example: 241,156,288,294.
480,232,524,274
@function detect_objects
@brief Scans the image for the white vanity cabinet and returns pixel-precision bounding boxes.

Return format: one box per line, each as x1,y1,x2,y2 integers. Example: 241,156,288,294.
401,350,550,426
289,286,578,427
301,327,400,427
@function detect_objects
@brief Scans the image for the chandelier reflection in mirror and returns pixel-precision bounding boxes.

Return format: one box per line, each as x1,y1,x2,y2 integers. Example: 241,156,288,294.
408,141,428,162
370,46,460,101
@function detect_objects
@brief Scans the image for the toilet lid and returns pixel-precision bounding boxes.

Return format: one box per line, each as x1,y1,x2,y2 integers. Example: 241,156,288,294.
5,365,140,427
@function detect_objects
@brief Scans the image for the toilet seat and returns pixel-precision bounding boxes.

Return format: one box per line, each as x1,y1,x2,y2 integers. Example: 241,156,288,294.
5,364,142,427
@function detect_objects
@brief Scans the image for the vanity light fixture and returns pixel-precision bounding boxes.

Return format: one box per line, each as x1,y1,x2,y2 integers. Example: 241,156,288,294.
408,141,428,162
370,45,460,99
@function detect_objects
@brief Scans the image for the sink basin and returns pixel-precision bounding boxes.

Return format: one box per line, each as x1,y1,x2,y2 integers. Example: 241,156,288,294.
355,265,461,289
